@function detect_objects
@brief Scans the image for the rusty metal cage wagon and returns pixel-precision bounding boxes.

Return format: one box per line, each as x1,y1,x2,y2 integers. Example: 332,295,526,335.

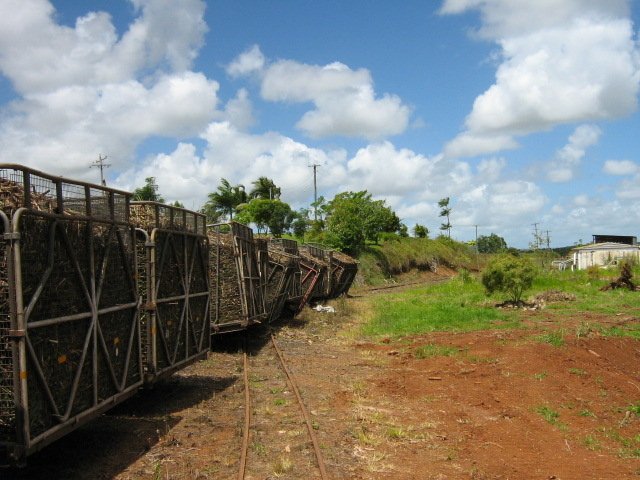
254,238,269,318
208,222,265,333
130,202,210,384
301,244,358,300
297,245,329,309
300,244,332,301
259,240,300,323
0,164,142,464
268,239,303,317
320,248,358,298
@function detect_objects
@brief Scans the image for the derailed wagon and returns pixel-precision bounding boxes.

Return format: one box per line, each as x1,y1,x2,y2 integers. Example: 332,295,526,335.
261,239,302,323
0,164,142,464
208,222,266,333
299,244,331,301
300,243,358,300
131,202,210,383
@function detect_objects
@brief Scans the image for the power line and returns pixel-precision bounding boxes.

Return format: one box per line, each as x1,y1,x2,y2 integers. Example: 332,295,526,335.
90,154,111,186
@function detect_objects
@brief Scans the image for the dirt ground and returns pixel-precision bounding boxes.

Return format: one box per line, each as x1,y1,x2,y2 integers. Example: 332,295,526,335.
5,276,640,479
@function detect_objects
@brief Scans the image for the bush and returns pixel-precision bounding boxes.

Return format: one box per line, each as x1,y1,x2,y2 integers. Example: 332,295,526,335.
482,254,537,303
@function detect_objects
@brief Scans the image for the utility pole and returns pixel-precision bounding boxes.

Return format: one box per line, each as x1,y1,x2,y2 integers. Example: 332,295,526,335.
310,163,320,221
545,230,551,249
531,222,540,249
90,154,110,186
475,225,478,251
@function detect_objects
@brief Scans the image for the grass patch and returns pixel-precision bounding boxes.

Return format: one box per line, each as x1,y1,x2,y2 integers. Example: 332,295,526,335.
362,279,518,337
533,372,548,381
386,426,407,440
583,434,601,451
272,457,293,476
569,368,587,376
534,330,565,347
414,344,459,359
535,405,567,430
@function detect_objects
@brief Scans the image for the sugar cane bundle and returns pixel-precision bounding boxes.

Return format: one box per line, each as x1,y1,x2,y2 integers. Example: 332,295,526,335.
208,230,244,325
0,178,57,217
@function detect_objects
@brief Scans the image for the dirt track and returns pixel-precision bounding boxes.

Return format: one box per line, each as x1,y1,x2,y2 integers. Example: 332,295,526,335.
5,280,640,479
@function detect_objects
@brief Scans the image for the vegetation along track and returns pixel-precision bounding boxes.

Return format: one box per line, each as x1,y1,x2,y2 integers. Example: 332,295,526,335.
238,331,329,480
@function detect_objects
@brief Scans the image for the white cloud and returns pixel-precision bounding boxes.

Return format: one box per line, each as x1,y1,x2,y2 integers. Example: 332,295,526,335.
0,0,207,95
603,159,638,175
223,88,255,130
0,0,217,179
259,59,411,140
459,180,546,221
441,0,639,157
444,132,518,158
440,0,629,39
226,44,265,77
115,121,350,208
617,177,640,199
546,124,601,182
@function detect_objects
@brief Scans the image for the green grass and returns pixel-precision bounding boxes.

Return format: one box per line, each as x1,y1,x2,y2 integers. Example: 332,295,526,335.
358,256,640,338
530,267,640,317
356,236,480,285
362,278,518,337
414,344,460,359
534,330,565,347
535,405,567,430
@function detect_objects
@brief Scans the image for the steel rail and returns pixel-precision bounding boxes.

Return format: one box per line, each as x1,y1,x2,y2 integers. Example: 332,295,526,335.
270,333,329,480
237,352,251,480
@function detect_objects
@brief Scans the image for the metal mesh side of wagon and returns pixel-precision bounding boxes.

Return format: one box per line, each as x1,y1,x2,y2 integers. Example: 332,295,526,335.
209,222,265,333
0,215,14,444
132,202,210,383
0,164,141,464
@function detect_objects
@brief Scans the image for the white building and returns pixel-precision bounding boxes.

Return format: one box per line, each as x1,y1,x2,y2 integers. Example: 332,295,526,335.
571,242,640,270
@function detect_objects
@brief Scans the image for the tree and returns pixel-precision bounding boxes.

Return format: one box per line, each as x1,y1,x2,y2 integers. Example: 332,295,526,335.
171,200,185,208
481,254,537,304
310,195,328,222
291,208,311,238
204,178,247,220
413,224,429,238
324,191,400,255
438,197,451,237
398,223,409,238
133,177,164,202
249,176,281,200
235,198,294,237
477,233,508,253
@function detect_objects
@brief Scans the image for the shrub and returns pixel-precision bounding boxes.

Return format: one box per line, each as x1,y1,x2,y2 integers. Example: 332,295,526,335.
482,254,537,303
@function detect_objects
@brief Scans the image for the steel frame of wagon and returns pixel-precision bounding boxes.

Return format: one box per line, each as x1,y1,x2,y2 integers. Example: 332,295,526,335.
0,164,142,465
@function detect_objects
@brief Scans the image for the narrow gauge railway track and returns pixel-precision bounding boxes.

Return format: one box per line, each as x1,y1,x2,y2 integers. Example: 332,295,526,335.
237,333,329,480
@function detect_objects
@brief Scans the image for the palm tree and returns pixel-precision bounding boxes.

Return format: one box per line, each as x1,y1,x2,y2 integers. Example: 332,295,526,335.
249,176,281,200
204,178,247,220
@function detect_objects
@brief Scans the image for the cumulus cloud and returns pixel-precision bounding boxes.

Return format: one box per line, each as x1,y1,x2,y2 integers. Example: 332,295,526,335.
442,0,639,157
603,159,638,175
546,124,601,182
0,0,218,178
224,48,413,139
226,44,265,77
223,88,255,130
444,132,518,158
256,59,410,140
0,0,207,94
115,121,349,208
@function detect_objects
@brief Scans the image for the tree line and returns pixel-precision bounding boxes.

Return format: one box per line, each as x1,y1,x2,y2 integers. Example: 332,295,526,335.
133,176,509,256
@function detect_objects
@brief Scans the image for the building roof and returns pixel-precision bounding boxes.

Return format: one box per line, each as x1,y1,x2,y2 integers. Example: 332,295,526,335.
572,242,640,252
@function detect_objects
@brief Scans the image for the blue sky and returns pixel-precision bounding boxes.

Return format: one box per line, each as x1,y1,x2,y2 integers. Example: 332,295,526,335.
0,0,639,248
